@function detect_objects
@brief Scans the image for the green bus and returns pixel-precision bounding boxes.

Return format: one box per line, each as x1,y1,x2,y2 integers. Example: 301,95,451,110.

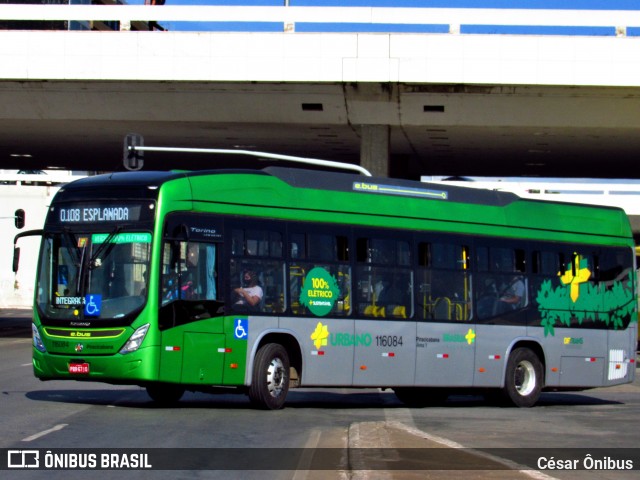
14,160,637,409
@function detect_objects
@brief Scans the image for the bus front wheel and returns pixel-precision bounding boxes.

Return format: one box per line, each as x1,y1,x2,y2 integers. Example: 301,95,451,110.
502,347,543,408
248,343,290,410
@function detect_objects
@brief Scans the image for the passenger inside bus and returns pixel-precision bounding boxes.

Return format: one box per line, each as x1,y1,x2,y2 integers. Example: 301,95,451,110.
233,270,264,311
499,275,526,310
477,273,526,318
375,276,409,318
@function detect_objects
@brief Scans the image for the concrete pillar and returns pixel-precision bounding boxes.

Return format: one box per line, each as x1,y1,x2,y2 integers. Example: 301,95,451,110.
360,125,390,177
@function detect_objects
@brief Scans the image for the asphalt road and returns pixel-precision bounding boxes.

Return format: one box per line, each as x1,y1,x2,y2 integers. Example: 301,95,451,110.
1,309,638,480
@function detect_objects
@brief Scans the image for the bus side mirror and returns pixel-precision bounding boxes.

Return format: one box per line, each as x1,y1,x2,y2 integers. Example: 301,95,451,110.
13,229,45,273
12,247,20,273
15,209,25,229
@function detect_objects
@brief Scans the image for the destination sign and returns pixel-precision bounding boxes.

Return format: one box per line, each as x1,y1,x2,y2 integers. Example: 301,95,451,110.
60,207,130,223
92,233,152,244
50,202,154,225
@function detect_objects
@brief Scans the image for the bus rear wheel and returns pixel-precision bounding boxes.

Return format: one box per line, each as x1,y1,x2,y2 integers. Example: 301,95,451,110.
502,347,543,408
146,383,185,406
248,343,290,410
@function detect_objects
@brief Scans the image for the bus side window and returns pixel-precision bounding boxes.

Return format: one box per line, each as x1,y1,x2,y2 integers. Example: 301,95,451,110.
290,231,351,317
161,240,218,303
230,227,285,314
597,248,630,284
183,242,219,301
418,241,470,322
161,241,179,304
356,237,412,319
289,233,304,313
476,246,527,319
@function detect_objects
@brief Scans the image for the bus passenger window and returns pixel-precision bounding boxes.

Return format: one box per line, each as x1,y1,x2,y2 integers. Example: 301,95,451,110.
356,237,412,319
476,246,527,319
231,266,264,312
595,249,630,283
161,241,219,304
290,234,305,259
418,242,470,322
289,231,351,317
230,227,285,314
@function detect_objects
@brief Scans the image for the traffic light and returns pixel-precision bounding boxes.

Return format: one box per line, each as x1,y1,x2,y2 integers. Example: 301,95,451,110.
14,209,25,229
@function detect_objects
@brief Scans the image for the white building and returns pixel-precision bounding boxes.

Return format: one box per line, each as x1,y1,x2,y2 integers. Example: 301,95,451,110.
0,171,85,307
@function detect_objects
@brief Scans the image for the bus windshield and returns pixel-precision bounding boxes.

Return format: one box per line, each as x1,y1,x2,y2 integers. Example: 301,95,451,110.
37,231,151,321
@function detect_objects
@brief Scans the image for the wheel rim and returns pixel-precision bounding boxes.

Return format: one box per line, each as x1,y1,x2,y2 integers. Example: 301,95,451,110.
266,356,286,398
514,360,536,397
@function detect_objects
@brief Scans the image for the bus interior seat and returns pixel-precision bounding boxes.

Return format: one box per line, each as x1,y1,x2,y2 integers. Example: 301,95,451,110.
433,297,452,320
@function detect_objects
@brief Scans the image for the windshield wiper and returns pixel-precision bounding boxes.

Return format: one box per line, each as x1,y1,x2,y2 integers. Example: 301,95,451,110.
59,228,89,294
89,227,122,270
62,227,82,266
74,227,121,314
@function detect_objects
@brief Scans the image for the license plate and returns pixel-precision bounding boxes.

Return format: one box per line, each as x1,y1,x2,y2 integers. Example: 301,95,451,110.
68,363,90,374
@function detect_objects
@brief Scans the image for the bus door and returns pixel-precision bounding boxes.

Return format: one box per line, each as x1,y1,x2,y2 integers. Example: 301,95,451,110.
286,231,355,386
295,316,355,386
473,244,527,387
414,242,475,386
353,318,416,387
352,237,416,386
158,226,225,385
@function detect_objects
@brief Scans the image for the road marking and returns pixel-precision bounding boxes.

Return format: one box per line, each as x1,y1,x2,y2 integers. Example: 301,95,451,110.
2,339,31,346
383,414,559,480
22,424,68,442
347,423,393,480
20,363,32,367
292,429,327,480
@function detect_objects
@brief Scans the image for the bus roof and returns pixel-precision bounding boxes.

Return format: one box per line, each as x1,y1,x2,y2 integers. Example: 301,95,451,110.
54,167,633,243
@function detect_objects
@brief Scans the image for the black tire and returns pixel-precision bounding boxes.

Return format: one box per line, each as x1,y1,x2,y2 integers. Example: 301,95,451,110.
146,383,185,406
393,387,449,407
248,343,290,410
502,347,543,407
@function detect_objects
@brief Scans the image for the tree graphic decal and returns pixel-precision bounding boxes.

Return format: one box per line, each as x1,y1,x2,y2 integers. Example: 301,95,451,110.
536,254,635,337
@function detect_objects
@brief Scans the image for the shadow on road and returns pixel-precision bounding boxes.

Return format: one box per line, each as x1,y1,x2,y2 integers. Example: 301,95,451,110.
23,387,623,410
0,308,31,338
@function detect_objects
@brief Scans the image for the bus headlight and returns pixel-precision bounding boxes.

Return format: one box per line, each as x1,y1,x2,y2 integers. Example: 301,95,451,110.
119,324,150,354
32,323,46,353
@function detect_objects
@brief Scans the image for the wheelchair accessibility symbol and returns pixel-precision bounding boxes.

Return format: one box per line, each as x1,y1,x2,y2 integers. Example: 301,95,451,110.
234,318,248,340
84,294,102,317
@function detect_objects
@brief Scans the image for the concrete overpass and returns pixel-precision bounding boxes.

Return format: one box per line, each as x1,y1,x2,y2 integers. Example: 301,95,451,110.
1,5,640,179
